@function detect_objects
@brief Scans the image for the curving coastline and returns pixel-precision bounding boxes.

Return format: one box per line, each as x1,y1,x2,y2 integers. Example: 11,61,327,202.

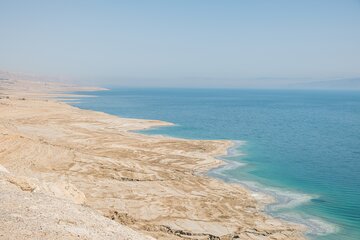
207,141,338,238
0,78,306,239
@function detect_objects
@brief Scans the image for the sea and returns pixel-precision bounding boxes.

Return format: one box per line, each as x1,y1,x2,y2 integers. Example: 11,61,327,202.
70,88,360,240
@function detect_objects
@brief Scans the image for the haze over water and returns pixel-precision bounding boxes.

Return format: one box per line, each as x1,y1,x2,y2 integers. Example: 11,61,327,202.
73,88,360,240
1,1,360,86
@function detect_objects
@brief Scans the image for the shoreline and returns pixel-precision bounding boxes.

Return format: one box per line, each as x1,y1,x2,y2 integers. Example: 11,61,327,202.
134,124,336,238
206,140,338,238
73,92,316,236
0,79,306,239
110,101,338,238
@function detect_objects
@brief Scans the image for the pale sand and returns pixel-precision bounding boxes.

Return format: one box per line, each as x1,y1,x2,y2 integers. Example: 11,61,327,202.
0,77,306,239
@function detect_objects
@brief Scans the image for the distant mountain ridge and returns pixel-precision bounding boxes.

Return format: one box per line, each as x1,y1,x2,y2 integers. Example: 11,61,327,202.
291,78,360,90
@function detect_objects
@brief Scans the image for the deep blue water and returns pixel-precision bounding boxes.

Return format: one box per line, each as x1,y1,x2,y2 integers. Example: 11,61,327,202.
71,88,360,239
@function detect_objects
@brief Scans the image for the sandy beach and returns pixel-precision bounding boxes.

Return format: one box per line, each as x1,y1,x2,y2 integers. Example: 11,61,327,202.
0,77,305,239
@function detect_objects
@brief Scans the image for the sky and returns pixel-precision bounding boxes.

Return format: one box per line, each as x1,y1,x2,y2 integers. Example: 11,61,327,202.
0,0,360,87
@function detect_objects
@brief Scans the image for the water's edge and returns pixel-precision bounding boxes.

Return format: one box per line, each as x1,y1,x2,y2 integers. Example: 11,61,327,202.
66,90,340,239
208,140,338,239
137,128,337,239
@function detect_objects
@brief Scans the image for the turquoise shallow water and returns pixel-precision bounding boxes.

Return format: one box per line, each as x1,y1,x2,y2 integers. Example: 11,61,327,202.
71,88,360,239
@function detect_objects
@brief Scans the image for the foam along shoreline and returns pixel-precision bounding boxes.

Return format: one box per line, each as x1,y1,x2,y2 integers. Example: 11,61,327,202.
208,140,339,238
133,128,332,238
0,79,306,240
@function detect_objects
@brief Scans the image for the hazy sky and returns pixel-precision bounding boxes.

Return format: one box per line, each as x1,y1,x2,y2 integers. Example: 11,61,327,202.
0,0,360,87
